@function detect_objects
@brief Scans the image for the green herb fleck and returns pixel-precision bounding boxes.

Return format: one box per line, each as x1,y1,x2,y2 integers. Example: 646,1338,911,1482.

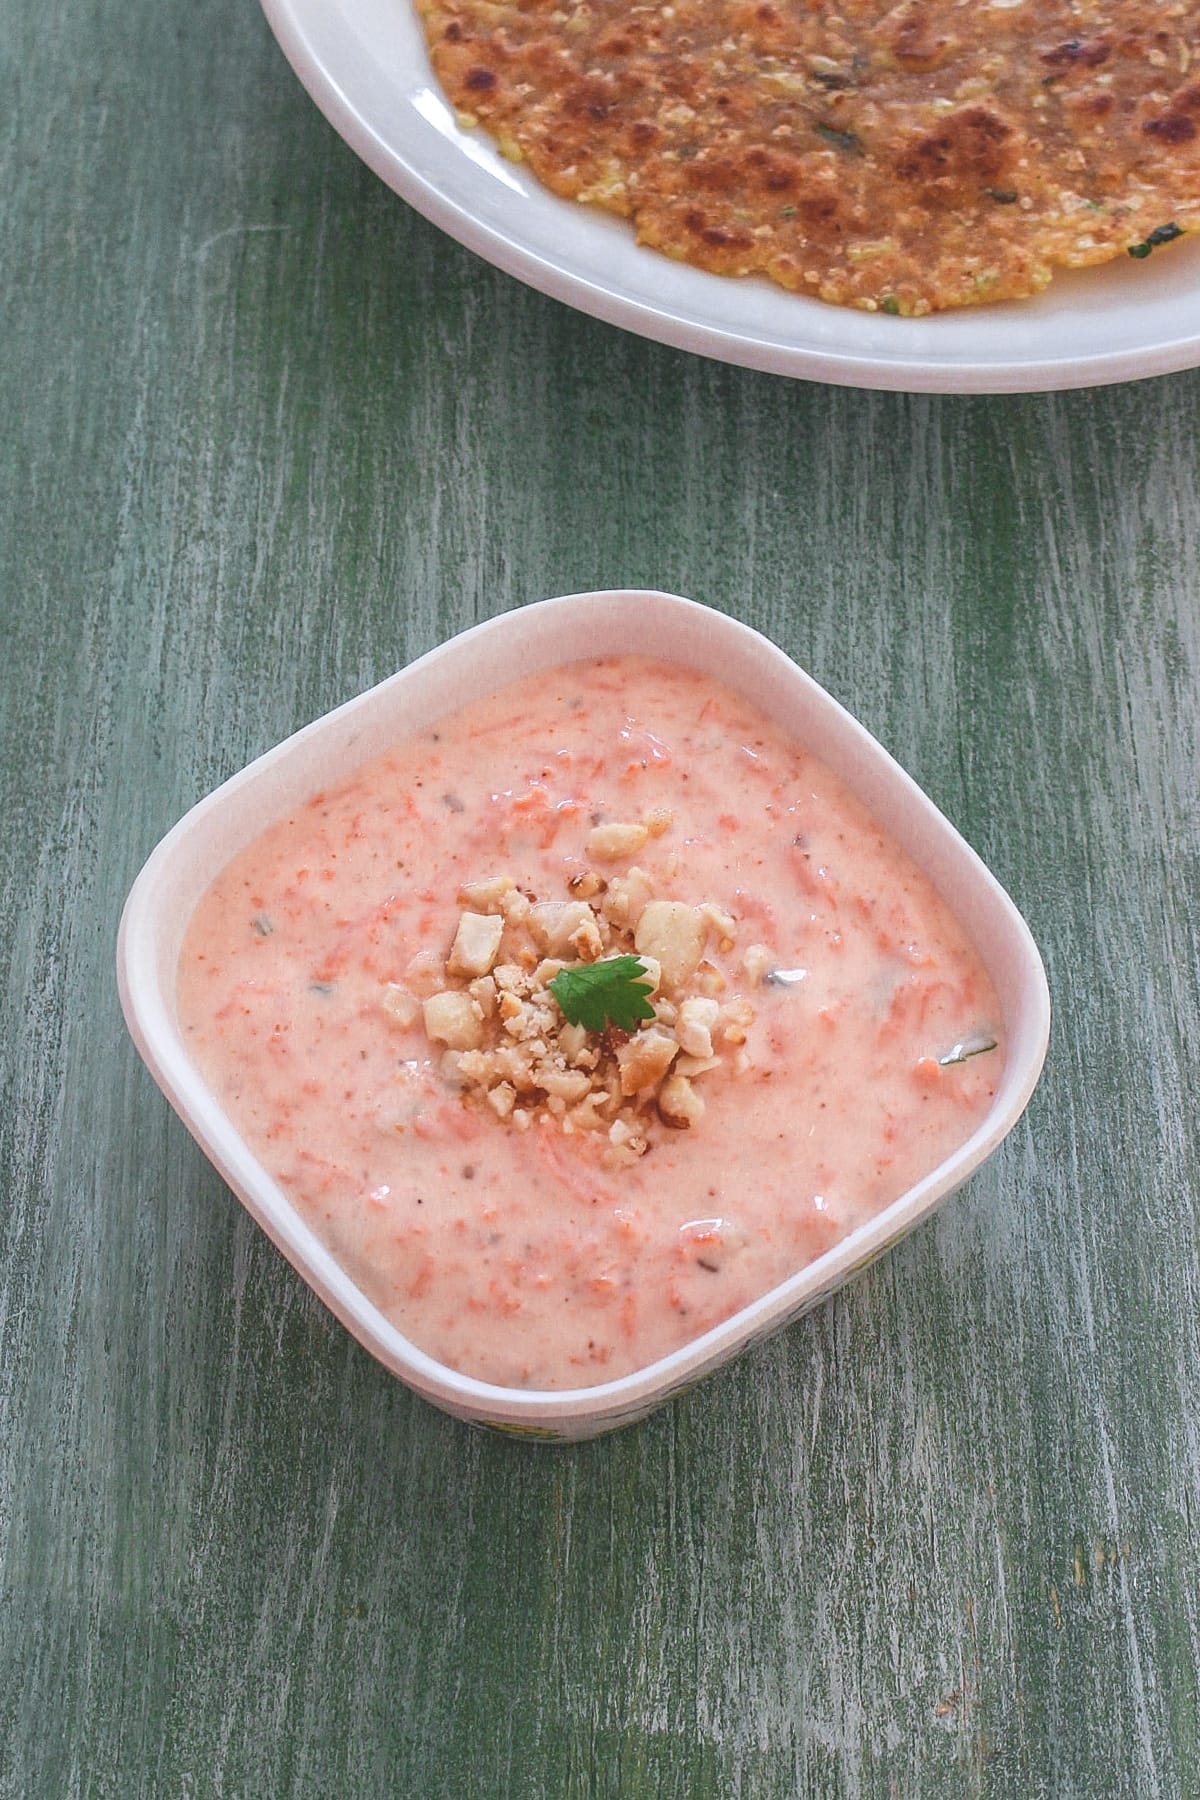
984,187,1018,204
549,956,656,1034
938,1034,998,1067
252,914,274,937
309,981,336,995
814,122,864,156
879,294,902,315
1128,222,1184,259
779,204,797,219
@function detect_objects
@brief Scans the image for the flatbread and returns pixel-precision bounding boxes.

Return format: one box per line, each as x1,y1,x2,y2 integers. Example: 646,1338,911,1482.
413,0,1200,312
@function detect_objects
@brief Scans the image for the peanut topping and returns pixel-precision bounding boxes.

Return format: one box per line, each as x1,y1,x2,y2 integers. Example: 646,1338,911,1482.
587,820,650,861
407,829,758,1165
658,1074,706,1130
634,900,707,989
447,910,505,977
423,989,485,1051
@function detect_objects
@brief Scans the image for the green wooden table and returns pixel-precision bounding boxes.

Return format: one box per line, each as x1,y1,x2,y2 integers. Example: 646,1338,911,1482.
4,2,1199,1794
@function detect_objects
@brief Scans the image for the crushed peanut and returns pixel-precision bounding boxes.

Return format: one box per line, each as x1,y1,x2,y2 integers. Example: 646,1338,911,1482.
586,820,649,861
447,910,504,977
394,836,759,1168
742,943,775,985
381,983,420,1029
634,900,706,989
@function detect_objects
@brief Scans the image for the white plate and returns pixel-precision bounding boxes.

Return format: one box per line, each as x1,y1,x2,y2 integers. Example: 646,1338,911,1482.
261,0,1200,393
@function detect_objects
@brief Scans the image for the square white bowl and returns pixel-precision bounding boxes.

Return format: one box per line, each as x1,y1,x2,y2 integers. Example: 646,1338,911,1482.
118,590,1050,1438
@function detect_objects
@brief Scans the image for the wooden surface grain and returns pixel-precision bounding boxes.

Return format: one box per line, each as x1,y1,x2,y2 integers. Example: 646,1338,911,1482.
3,2,1199,1794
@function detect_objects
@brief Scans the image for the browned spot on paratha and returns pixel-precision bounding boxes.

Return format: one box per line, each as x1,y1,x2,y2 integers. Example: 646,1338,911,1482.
413,0,1200,312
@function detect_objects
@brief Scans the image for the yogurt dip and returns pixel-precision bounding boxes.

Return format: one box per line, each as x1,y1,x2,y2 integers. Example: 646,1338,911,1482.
177,654,1002,1389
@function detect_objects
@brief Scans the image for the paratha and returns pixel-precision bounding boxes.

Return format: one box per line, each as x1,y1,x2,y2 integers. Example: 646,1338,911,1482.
413,0,1200,313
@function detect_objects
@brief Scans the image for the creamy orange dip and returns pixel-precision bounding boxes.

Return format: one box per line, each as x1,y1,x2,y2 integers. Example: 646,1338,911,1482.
178,656,1002,1389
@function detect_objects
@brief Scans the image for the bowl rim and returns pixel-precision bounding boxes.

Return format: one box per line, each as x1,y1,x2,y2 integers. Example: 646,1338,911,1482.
117,589,1050,1432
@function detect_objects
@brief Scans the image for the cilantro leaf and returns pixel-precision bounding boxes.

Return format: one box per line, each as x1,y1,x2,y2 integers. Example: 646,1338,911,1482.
1128,222,1184,259
814,122,863,156
549,956,656,1033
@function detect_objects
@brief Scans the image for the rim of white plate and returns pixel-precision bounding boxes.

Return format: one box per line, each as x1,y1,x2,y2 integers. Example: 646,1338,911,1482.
260,0,1200,393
